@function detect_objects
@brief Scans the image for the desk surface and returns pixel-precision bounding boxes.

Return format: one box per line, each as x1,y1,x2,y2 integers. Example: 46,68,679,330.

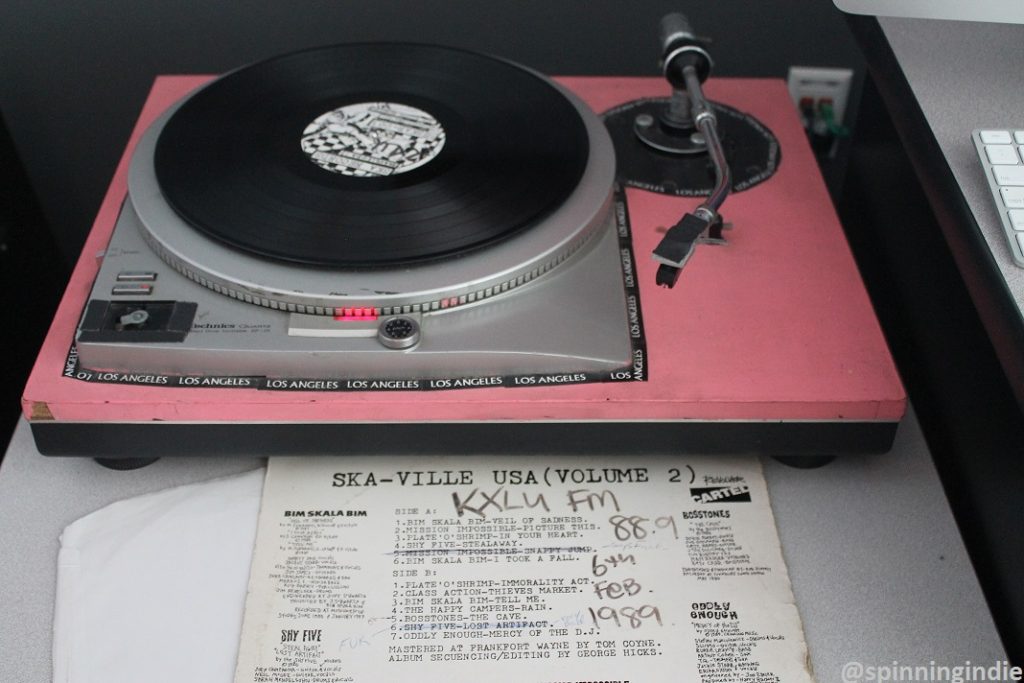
879,17,1024,313
0,413,1007,682
868,17,1024,404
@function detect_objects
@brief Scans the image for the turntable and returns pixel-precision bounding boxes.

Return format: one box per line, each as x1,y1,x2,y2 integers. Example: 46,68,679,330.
23,17,905,464
75,43,635,382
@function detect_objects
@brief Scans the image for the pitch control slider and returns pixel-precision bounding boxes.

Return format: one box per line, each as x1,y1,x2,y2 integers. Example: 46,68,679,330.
288,313,421,350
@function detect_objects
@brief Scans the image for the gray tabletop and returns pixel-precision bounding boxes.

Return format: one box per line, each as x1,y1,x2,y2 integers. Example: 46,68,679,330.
0,412,1007,682
879,17,1024,315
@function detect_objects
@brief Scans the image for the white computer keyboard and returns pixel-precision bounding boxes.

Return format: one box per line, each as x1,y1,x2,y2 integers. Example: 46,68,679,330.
972,129,1024,267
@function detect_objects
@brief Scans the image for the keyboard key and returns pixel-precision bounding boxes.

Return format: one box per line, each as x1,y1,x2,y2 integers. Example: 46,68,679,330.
974,129,1024,267
986,144,1020,164
1001,187,1024,208
993,165,1024,186
981,130,1013,144
1010,209,1024,231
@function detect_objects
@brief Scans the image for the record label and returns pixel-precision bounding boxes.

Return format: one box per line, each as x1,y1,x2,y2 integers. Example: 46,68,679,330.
300,102,446,177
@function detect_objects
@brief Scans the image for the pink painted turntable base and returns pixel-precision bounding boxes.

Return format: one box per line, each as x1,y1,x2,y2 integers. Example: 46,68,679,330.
22,76,905,425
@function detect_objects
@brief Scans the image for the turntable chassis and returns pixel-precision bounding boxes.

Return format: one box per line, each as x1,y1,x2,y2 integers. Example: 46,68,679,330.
76,200,633,379
22,75,906,459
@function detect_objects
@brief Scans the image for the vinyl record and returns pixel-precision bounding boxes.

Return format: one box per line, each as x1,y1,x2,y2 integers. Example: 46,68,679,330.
154,44,590,267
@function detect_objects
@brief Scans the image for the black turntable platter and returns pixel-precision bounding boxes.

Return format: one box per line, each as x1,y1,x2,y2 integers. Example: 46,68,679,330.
154,44,590,267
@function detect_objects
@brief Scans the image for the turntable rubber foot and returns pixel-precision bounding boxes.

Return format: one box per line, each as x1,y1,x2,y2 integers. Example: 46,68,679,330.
771,455,837,469
93,457,161,470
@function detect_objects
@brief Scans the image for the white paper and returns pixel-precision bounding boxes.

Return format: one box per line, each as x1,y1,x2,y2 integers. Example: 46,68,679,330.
235,455,814,683
54,469,265,683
